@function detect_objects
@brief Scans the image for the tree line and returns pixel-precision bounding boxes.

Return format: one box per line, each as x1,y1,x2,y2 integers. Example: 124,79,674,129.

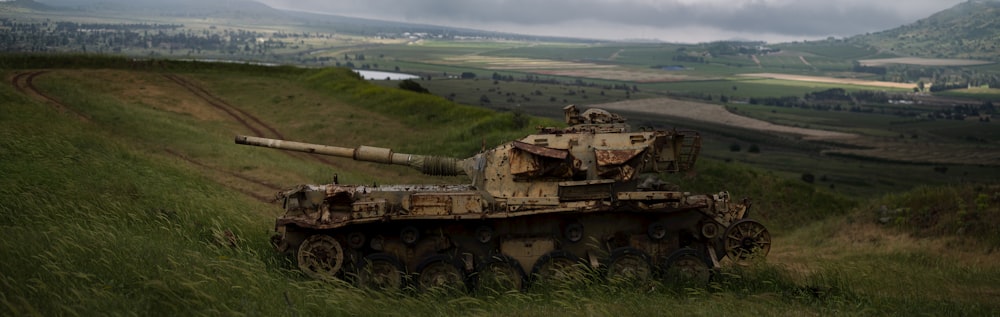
0,19,304,59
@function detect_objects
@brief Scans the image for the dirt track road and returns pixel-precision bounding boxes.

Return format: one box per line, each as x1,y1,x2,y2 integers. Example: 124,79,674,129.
11,71,91,122
737,73,916,90
10,70,287,202
594,98,857,140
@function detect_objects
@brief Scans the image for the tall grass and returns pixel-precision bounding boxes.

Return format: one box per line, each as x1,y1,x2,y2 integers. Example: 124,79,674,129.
864,184,1000,248
665,159,857,231
303,68,552,157
1,86,285,315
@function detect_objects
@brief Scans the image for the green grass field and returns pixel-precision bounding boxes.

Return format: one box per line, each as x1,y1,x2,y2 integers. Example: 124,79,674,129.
772,43,880,60
3,4,999,314
937,87,1000,101
2,57,998,316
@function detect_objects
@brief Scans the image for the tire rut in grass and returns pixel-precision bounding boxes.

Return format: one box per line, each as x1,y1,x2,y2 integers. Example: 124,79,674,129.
11,70,278,202
13,70,91,122
164,149,278,203
161,73,342,168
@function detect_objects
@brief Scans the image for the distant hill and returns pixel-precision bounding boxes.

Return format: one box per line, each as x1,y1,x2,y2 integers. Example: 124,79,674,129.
35,0,285,21
849,0,1000,61
0,0,53,11
37,0,269,11
28,0,594,43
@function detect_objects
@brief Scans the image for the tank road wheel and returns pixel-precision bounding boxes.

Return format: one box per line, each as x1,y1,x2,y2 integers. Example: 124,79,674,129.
475,225,494,244
647,221,667,240
296,234,345,280
564,222,584,243
723,219,771,264
346,232,366,249
605,247,653,283
531,250,584,286
369,235,385,251
400,226,420,245
415,255,466,292
474,255,525,294
357,253,406,291
662,248,711,286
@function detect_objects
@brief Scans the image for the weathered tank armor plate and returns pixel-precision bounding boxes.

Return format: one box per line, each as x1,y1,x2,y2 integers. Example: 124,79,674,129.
236,105,770,291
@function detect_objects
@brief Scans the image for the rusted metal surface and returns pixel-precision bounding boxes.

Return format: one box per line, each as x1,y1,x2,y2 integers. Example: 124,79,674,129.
509,141,575,178
558,180,613,201
512,141,568,159
237,106,769,290
594,148,644,166
616,191,684,201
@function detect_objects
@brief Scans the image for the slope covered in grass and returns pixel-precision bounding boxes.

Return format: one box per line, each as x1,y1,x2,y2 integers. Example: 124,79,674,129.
1,56,998,316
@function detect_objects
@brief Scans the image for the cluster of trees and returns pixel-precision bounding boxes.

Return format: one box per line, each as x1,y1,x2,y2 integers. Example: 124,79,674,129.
731,88,994,121
666,44,776,68
803,88,854,102
0,20,178,52
397,79,429,93
926,75,1000,92
930,103,995,121
52,22,182,32
702,41,779,57
851,62,887,75
0,19,310,59
748,88,896,109
852,62,1000,92
801,89,894,104
491,72,516,81
480,72,637,93
671,55,706,63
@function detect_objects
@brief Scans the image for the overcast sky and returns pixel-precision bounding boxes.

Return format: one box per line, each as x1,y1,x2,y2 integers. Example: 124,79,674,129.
256,0,964,43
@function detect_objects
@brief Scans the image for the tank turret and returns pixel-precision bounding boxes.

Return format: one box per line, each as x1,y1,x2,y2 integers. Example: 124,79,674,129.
236,106,770,292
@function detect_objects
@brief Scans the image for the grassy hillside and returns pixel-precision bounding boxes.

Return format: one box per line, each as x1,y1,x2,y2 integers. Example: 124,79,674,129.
1,56,998,316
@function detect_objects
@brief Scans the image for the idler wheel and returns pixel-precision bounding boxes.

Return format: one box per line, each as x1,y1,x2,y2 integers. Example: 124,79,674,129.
605,247,653,283
662,248,711,286
701,222,720,239
296,234,345,280
474,255,525,293
415,255,466,292
357,253,406,291
723,219,771,264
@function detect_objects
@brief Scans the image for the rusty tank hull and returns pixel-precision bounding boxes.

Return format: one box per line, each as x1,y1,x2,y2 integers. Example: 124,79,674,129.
236,105,771,291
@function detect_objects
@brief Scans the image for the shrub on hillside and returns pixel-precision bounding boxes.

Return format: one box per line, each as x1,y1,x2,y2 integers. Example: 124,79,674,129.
872,184,1000,248
398,79,429,93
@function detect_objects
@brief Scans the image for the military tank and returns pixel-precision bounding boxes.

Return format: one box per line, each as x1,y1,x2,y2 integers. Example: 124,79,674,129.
235,105,770,292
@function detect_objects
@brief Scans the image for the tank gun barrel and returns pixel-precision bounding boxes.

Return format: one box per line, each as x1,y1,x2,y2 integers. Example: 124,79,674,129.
235,135,465,176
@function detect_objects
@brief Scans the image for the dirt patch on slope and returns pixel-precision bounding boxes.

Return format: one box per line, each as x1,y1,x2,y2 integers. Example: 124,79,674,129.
738,73,916,90
858,57,993,67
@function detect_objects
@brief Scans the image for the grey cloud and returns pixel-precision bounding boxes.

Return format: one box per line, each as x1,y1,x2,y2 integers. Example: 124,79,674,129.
260,0,963,41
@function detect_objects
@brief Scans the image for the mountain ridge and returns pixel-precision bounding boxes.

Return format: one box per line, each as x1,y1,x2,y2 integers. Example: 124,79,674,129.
0,0,53,11
17,0,1000,59
849,0,1000,60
